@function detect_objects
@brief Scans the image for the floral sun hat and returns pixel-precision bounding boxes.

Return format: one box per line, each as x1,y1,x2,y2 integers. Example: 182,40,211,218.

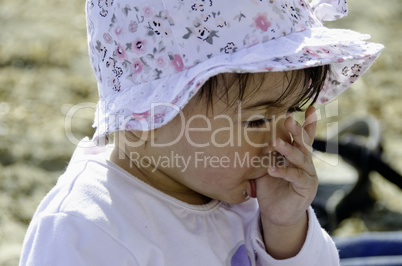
86,0,383,142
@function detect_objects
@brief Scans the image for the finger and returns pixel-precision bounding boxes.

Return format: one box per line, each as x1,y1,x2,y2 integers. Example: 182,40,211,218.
303,106,317,143
274,138,315,176
267,164,318,191
284,117,313,155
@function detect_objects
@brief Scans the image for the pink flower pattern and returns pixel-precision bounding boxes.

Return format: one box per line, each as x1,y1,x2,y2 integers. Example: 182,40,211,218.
114,26,124,38
132,39,147,55
129,21,138,33
103,33,113,44
254,13,270,32
156,56,166,68
132,59,144,77
170,54,184,72
86,0,383,137
115,43,126,60
143,6,154,18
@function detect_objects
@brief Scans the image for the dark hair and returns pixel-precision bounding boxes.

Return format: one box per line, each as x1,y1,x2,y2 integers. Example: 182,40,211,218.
196,65,330,113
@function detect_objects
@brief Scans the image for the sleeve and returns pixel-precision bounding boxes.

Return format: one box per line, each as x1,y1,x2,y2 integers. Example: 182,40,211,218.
20,213,139,266
249,206,340,266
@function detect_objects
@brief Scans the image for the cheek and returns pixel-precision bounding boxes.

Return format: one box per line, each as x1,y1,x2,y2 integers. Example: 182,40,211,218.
196,166,242,189
185,130,212,147
190,147,249,179
240,126,273,147
185,118,238,147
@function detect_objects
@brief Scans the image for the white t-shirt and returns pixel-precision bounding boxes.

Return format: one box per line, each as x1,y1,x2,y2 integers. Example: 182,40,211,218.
20,140,339,265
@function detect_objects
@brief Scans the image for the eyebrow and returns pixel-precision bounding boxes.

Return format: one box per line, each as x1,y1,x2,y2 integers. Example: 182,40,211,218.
243,100,280,110
243,99,304,113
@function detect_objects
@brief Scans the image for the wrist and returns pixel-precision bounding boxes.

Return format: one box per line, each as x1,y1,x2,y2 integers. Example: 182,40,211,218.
261,211,308,260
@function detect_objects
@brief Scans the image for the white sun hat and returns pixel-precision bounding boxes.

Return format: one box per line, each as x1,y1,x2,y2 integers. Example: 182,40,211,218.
86,0,383,142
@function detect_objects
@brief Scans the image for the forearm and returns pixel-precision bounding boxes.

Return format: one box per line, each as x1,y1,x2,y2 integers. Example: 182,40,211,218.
261,211,308,260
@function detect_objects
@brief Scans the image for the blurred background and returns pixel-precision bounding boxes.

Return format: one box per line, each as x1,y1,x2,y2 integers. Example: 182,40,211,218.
0,0,401,264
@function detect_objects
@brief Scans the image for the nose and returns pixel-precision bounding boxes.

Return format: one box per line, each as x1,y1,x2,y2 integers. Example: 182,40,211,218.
259,119,290,168
261,116,292,153
276,119,292,144
274,115,293,144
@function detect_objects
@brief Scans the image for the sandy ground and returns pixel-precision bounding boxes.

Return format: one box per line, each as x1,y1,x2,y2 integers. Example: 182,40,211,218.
1,0,401,264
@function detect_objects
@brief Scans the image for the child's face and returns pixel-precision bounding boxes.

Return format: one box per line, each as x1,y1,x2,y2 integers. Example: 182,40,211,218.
124,72,308,205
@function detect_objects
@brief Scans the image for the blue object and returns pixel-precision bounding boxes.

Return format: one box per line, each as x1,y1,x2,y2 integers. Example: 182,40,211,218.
340,256,402,266
333,232,402,266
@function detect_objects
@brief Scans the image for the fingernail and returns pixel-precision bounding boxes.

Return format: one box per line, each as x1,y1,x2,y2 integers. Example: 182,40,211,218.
279,138,286,146
269,166,277,172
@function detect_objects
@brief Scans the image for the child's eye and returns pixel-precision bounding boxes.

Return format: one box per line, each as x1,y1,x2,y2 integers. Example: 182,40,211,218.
287,106,303,114
244,118,270,128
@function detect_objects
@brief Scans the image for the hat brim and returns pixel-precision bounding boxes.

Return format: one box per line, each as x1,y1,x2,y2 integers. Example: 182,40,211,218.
93,26,383,140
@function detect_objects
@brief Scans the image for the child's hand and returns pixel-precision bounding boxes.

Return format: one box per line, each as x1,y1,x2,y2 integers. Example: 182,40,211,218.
255,106,318,259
